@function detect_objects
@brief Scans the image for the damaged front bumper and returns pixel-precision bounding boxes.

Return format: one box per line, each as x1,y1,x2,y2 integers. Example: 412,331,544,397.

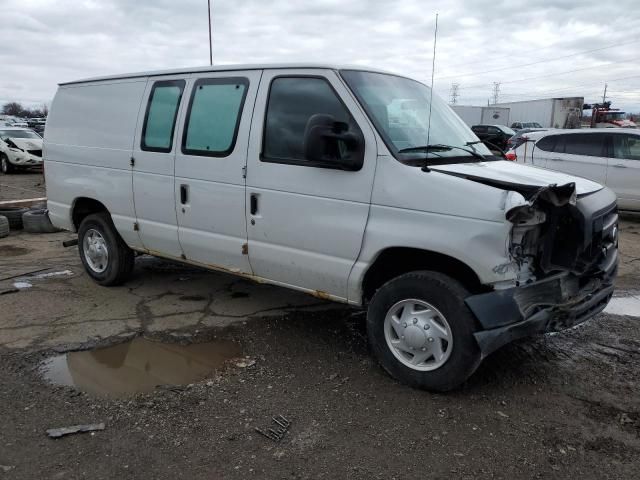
466,273,615,357
466,186,619,357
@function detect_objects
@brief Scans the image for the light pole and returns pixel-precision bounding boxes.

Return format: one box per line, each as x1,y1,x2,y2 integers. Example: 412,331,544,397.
207,0,213,65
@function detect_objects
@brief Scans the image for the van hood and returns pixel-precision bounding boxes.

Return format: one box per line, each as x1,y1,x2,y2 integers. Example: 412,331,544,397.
8,137,43,150
431,160,602,197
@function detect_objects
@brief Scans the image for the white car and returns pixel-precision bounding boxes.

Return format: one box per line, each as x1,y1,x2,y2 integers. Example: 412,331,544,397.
44,64,618,391
0,127,44,174
513,128,640,211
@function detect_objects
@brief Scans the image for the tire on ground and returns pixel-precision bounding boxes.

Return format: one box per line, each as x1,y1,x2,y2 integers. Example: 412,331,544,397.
0,153,12,174
367,270,482,392
78,212,135,286
0,207,29,230
0,215,9,238
22,209,61,234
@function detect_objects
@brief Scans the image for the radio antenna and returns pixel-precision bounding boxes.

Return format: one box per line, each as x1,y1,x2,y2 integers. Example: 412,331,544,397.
425,13,438,151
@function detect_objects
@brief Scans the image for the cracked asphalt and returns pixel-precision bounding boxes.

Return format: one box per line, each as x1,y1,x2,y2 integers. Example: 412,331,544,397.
0,172,639,479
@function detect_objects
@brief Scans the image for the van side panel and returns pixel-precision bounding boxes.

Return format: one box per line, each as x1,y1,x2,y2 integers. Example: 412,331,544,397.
346,155,514,303
44,79,147,247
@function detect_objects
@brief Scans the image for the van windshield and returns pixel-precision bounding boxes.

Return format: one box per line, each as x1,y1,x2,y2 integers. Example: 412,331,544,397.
340,70,493,165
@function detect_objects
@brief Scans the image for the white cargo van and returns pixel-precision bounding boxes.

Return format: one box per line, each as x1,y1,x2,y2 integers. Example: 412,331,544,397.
44,64,618,391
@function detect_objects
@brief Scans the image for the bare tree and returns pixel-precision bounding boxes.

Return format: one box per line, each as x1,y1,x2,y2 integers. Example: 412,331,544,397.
2,102,25,116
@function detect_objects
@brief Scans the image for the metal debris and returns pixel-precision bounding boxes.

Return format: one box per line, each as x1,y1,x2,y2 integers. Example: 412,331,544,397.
255,415,291,442
46,423,105,439
235,358,256,368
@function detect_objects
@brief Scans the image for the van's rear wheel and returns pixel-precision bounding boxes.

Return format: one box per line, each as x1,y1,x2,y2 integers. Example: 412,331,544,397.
78,213,134,286
367,271,481,392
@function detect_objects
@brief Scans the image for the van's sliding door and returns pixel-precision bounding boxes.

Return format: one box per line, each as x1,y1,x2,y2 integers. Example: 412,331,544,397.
131,75,188,258
172,70,262,274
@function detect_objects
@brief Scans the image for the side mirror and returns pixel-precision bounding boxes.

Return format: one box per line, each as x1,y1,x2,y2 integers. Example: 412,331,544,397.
303,114,364,171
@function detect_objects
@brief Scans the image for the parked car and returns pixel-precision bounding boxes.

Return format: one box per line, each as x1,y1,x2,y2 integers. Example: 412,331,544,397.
27,119,46,136
0,127,43,173
506,128,549,150
470,124,515,151
510,121,543,130
45,64,618,391
513,128,639,210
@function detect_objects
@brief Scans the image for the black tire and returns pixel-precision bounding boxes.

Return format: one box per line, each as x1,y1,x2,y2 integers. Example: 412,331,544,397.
22,209,61,234
78,212,134,286
367,271,482,392
0,215,9,238
0,154,12,174
0,207,28,230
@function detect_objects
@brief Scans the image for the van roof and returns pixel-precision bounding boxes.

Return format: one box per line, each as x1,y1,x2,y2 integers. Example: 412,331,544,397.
59,63,402,86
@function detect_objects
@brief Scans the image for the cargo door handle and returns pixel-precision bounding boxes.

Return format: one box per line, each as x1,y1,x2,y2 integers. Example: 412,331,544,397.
180,184,189,204
612,163,627,168
250,194,258,215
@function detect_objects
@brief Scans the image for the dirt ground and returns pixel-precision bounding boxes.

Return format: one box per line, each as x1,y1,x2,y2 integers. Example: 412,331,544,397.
1,172,639,479
0,170,45,202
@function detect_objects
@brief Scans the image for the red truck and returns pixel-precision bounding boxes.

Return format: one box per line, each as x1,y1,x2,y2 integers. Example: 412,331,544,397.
586,102,637,128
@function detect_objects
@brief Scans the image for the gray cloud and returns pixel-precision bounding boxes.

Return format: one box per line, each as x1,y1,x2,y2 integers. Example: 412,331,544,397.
1,0,638,112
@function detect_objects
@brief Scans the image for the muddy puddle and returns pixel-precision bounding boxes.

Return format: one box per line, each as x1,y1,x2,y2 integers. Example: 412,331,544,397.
40,338,242,398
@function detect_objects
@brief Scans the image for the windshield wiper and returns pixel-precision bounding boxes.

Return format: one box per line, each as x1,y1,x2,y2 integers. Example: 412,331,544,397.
398,144,486,160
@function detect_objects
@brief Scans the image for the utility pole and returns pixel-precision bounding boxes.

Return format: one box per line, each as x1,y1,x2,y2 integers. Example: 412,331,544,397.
491,82,500,105
207,0,213,65
602,83,608,103
449,83,459,105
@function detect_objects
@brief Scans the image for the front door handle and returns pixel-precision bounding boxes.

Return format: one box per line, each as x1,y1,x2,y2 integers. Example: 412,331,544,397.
612,163,627,168
250,194,258,215
550,157,563,161
180,184,189,204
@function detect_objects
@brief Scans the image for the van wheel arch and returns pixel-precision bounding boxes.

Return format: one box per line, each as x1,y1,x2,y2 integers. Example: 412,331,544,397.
71,197,110,231
361,247,486,303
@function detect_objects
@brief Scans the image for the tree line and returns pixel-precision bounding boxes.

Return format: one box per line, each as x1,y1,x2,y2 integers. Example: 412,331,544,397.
2,102,48,118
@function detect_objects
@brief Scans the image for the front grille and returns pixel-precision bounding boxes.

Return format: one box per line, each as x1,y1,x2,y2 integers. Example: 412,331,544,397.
27,149,42,157
585,203,618,277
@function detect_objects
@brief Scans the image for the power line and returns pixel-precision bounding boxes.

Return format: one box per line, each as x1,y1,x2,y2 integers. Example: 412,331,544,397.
436,38,639,80
498,74,640,97
454,56,640,90
442,26,639,70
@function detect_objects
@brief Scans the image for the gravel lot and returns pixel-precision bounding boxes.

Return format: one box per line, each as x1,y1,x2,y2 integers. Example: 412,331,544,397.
1,172,639,479
0,170,45,202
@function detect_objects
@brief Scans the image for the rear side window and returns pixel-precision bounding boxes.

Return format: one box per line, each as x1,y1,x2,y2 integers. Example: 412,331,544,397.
472,126,487,134
612,134,640,160
142,80,185,152
262,76,361,166
182,77,249,157
536,135,557,152
564,133,605,157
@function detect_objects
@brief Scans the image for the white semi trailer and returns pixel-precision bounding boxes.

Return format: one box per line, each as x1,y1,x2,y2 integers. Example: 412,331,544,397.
451,105,510,127
494,97,583,129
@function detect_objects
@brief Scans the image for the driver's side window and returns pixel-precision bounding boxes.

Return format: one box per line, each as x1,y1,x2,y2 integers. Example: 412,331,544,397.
261,76,362,168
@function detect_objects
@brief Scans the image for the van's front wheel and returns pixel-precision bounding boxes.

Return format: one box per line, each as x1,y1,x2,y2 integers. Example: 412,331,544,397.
78,213,134,286
367,271,481,392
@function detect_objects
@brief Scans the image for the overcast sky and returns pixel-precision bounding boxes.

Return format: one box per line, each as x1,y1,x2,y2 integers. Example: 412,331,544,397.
1,0,639,112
